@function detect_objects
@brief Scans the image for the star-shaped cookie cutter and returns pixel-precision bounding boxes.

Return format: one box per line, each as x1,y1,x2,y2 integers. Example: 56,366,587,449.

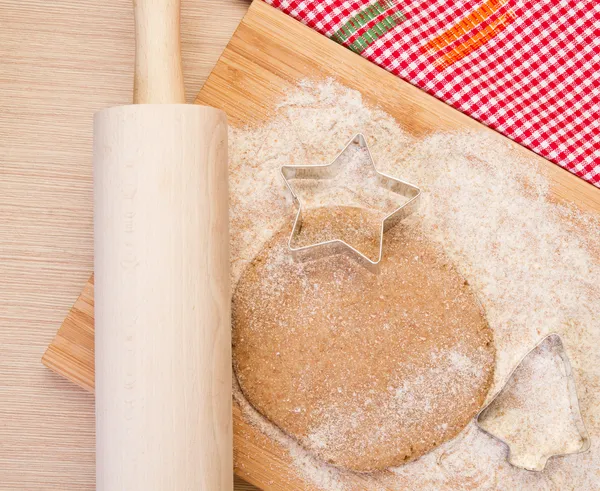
280,133,421,272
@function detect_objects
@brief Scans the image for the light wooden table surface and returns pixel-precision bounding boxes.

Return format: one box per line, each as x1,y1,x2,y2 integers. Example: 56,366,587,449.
0,1,257,489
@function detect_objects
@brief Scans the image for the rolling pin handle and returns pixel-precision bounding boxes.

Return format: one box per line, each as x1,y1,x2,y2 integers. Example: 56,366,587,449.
133,0,186,104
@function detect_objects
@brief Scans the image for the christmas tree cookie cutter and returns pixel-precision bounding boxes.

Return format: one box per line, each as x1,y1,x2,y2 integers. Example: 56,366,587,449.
476,333,591,472
280,133,420,272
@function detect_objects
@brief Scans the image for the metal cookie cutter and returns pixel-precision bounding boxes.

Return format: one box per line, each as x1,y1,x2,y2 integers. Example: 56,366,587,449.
476,333,591,472
280,133,420,272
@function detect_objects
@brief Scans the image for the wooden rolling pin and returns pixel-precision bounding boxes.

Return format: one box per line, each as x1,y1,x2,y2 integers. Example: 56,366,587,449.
94,1,232,489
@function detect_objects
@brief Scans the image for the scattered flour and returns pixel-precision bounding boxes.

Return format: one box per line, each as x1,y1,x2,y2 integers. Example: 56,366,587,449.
227,79,600,490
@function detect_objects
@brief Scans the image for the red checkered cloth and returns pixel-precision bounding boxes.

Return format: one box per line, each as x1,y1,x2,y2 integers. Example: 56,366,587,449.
265,0,600,187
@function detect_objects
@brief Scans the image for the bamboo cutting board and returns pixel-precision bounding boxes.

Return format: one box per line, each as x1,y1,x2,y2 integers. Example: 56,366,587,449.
42,1,600,489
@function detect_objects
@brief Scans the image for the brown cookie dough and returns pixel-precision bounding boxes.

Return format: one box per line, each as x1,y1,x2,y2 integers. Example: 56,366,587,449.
233,207,495,472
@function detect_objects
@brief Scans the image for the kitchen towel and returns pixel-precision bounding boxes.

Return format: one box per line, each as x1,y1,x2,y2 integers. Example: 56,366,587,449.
266,0,600,186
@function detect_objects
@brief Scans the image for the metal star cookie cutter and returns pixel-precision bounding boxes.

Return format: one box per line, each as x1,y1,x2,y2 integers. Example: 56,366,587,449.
476,333,591,472
280,133,420,272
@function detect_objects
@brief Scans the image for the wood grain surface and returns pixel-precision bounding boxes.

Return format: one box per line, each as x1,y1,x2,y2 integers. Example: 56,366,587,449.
0,0,256,489
40,1,600,490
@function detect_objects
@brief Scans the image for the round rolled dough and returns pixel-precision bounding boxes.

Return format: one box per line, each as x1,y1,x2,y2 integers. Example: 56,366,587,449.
233,207,495,472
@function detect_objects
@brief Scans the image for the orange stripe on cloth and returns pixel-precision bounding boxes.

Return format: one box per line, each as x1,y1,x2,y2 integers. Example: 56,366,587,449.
423,0,509,55
434,10,517,70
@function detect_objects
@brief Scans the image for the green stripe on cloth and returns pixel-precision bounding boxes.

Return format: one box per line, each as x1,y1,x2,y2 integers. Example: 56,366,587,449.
348,11,406,54
330,0,395,44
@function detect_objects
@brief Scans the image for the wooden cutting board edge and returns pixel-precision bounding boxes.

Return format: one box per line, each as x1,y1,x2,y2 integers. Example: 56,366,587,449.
42,1,600,489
